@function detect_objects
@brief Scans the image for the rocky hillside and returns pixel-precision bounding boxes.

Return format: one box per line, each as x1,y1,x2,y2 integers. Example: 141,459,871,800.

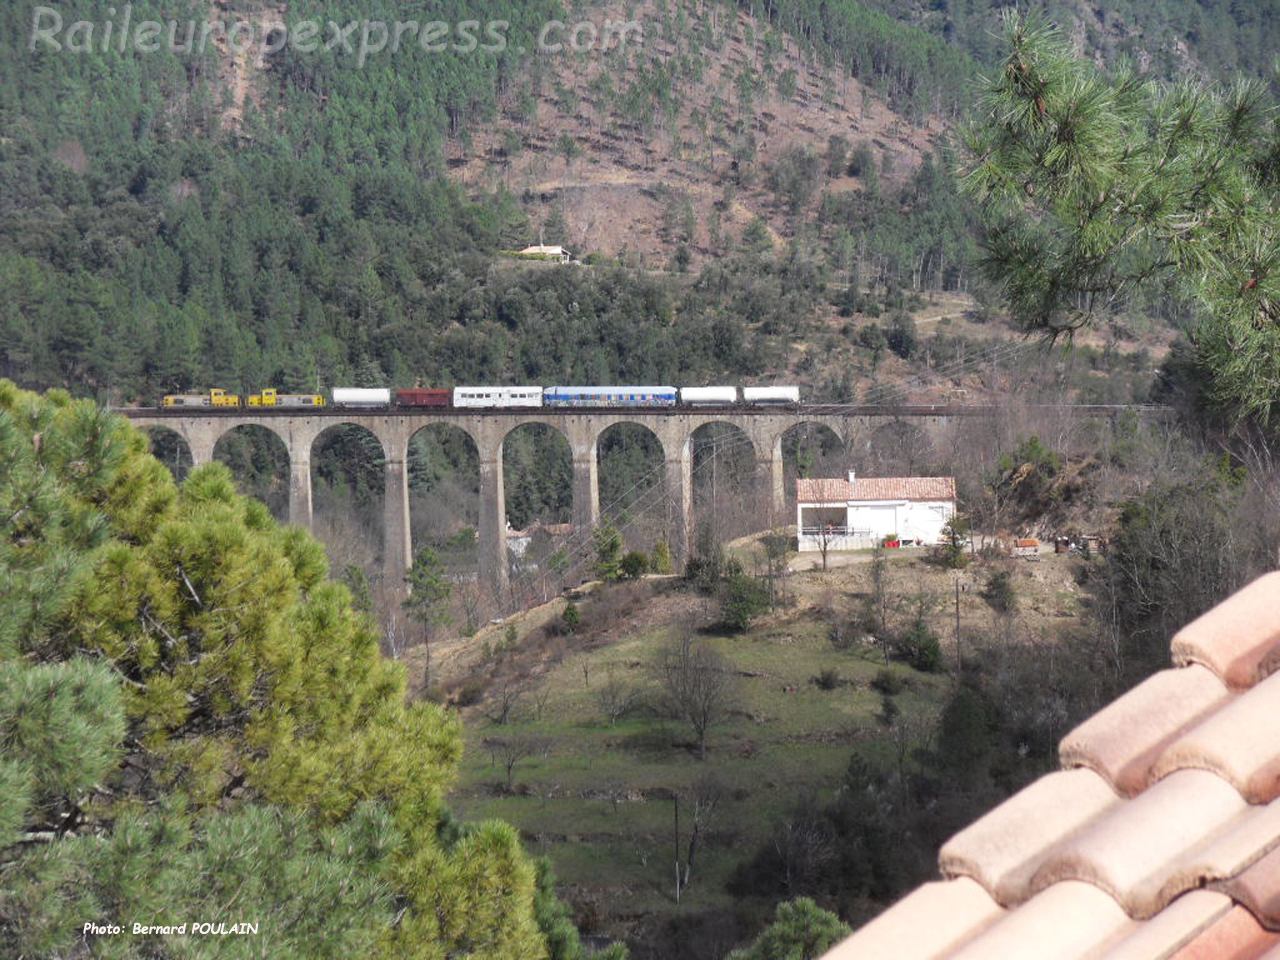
447,0,945,266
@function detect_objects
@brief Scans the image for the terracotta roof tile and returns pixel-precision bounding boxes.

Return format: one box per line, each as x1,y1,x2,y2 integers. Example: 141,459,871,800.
795,476,957,503
821,572,1280,960
1030,769,1273,917
1216,846,1280,932
1060,664,1231,796
1096,890,1232,959
822,878,1004,959
795,478,853,503
1167,906,1280,960
850,476,957,502
1171,572,1280,690
946,881,1129,960
1151,671,1280,803
939,769,1120,905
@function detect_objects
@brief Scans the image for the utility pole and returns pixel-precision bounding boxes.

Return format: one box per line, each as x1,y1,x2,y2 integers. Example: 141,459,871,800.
674,795,681,904
955,575,963,675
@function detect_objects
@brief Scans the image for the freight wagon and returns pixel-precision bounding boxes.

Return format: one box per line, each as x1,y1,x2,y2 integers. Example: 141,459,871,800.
680,386,738,406
332,388,392,408
395,389,451,408
742,386,801,405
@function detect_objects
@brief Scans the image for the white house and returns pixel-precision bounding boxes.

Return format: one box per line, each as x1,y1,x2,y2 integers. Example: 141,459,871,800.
517,244,572,263
796,472,957,552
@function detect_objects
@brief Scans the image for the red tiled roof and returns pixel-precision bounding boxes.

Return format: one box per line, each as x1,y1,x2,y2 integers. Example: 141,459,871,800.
796,476,956,503
822,571,1280,960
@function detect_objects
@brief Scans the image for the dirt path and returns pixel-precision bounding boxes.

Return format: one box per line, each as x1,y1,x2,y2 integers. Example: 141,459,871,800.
915,309,970,327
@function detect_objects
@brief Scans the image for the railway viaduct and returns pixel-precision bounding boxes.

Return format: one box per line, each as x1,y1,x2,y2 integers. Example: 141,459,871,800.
122,405,1164,605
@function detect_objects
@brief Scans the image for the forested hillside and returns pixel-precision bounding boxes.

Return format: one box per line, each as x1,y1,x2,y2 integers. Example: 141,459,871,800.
846,0,1280,82
3,0,1272,408
0,0,986,406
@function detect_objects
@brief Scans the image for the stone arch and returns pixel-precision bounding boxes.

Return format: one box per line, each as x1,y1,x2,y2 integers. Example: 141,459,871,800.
778,421,846,504
407,422,481,573
688,421,759,543
212,424,291,521
866,419,936,476
205,418,292,457
500,421,573,531
310,422,388,575
498,416,574,456
595,420,667,541
138,425,194,483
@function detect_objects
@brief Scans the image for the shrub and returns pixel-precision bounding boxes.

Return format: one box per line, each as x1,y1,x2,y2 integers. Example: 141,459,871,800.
894,617,943,672
686,531,742,592
829,620,858,650
720,574,770,632
455,680,485,706
562,599,581,633
650,541,674,575
877,692,900,727
870,669,905,695
981,570,1017,613
620,551,649,580
936,516,970,569
814,668,841,691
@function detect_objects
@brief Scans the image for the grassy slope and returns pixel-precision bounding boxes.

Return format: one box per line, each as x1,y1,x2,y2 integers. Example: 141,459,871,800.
433,549,1091,947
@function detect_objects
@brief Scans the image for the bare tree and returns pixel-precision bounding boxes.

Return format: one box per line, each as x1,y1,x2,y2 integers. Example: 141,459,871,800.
771,794,836,895
486,678,530,725
682,773,725,888
484,734,552,790
451,572,482,637
655,636,740,760
815,522,836,571
596,669,637,726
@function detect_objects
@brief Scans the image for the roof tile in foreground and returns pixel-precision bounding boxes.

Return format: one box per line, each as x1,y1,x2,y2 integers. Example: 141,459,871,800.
1167,906,1280,960
1217,846,1280,932
821,878,1004,959
1171,571,1280,690
1059,664,1230,796
820,571,1280,960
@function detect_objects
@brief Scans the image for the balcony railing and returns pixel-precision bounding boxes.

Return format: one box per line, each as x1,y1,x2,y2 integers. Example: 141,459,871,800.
799,526,872,538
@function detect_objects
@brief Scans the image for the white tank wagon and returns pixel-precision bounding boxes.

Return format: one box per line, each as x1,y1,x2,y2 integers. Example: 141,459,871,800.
743,386,801,406
332,388,392,408
680,386,738,406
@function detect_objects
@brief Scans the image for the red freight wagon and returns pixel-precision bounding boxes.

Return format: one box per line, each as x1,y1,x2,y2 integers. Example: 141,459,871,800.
395,389,451,408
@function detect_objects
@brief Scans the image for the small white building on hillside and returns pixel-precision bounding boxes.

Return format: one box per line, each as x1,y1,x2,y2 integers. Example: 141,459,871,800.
518,244,572,262
796,472,957,551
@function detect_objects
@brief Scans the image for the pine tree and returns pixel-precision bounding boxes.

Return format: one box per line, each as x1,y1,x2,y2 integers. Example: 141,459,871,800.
593,525,624,581
727,898,849,959
959,12,1280,422
0,381,576,960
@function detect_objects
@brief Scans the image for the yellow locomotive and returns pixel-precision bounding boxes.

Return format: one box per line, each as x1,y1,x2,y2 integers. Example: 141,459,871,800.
246,389,325,407
162,388,240,407
162,388,325,408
